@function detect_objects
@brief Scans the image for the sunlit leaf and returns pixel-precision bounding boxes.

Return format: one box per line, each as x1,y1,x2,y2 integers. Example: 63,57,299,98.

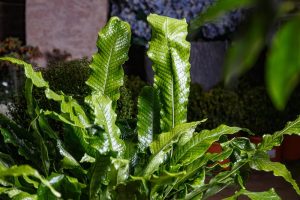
86,17,131,110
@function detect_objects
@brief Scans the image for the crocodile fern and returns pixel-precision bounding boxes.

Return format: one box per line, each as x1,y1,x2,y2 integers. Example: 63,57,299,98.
0,14,300,200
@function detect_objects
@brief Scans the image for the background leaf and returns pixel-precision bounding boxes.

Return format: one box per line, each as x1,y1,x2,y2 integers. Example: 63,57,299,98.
266,17,300,110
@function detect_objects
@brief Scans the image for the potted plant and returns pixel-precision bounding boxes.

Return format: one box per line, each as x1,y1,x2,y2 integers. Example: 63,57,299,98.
0,14,300,199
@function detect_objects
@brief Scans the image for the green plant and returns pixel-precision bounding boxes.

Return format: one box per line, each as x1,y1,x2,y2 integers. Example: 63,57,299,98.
1,14,300,200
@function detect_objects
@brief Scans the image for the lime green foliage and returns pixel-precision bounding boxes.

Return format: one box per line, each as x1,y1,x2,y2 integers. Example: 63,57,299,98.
1,14,300,200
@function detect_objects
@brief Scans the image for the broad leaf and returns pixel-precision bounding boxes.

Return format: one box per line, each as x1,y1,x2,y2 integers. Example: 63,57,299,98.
137,86,160,152
266,17,300,110
147,14,191,132
86,17,131,110
171,125,241,166
224,188,280,200
250,151,300,195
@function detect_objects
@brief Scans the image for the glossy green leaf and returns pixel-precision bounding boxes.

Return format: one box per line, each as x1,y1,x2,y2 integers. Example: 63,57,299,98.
86,17,131,110
172,125,241,166
250,151,300,195
137,86,160,152
0,165,60,198
189,0,254,34
87,94,125,157
143,122,200,177
147,14,191,132
266,17,300,110
37,173,85,200
224,188,280,200
0,57,48,88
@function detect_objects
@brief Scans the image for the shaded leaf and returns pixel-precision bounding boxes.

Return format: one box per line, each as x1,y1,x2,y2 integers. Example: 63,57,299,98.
137,86,160,152
37,173,85,200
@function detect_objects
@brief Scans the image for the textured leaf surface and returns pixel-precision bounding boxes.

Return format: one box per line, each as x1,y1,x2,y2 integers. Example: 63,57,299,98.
147,14,191,132
137,86,160,151
266,17,300,110
0,165,60,197
172,125,241,166
250,151,300,195
143,122,200,177
224,188,280,200
86,17,131,109
87,94,125,156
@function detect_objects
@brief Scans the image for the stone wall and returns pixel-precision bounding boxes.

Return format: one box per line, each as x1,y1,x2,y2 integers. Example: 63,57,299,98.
26,0,108,66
